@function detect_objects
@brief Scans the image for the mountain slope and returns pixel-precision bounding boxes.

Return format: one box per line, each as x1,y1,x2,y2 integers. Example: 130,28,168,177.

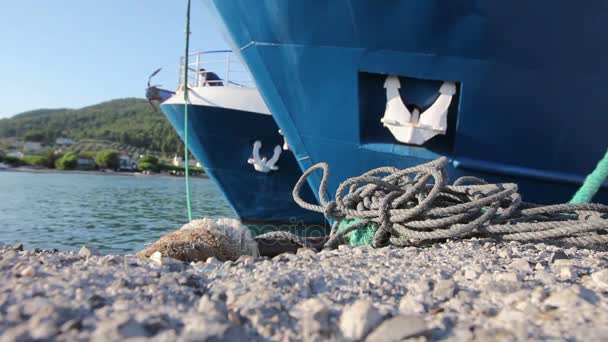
0,98,184,156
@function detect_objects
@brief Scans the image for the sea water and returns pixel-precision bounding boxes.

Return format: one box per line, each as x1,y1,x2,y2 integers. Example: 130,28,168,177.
0,171,236,254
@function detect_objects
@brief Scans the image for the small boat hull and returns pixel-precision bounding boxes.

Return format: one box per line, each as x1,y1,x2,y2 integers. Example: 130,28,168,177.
160,98,325,224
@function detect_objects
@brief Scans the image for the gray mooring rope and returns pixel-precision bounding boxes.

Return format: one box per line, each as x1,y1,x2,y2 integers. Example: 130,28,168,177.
283,157,608,249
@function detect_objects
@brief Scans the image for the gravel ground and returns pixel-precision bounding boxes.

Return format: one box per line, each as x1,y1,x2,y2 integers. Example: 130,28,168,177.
1,240,607,341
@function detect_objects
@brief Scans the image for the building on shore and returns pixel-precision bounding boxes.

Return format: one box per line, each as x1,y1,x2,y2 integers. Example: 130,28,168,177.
55,137,75,146
118,154,136,171
7,151,24,159
172,154,201,168
76,156,96,171
23,142,42,152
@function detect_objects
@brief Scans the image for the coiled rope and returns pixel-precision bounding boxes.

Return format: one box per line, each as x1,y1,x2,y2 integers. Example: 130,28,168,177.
289,157,608,249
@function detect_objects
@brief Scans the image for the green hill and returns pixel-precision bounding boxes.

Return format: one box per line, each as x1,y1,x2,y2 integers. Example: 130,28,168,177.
0,98,184,156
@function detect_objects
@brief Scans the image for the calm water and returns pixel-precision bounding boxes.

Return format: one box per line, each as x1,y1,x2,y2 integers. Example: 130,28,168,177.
0,171,237,254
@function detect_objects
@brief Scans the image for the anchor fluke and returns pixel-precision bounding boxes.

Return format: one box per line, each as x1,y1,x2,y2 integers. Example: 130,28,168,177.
380,75,456,145
247,140,282,173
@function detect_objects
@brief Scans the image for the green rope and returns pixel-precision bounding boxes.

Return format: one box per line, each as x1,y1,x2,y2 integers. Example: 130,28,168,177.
183,0,193,222
571,148,608,204
336,218,375,246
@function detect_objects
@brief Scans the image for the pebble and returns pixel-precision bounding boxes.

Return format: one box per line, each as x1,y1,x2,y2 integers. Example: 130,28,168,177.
149,251,184,268
494,272,522,283
91,316,149,341
0,241,606,341
399,294,426,314
60,318,83,332
559,266,576,280
554,259,575,267
365,314,429,342
508,258,532,273
543,286,598,309
463,263,485,280
196,295,228,318
549,250,570,263
182,317,247,342
433,279,456,301
590,269,608,289
339,300,384,341
78,245,99,259
292,298,332,341
19,265,35,277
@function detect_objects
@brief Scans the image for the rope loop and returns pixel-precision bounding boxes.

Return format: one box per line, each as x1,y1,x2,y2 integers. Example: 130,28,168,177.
322,201,340,220
290,157,608,249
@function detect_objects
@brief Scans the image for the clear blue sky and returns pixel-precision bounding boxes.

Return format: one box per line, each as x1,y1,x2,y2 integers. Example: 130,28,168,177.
0,0,228,118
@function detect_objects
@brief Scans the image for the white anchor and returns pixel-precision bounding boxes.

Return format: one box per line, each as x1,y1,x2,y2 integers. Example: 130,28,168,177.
247,140,282,173
380,75,456,145
278,129,289,151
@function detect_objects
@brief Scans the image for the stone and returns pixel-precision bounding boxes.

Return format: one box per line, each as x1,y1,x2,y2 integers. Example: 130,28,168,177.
60,318,83,332
590,269,608,289
474,328,517,342
463,264,485,280
78,245,99,259
477,273,494,285
151,330,178,342
549,250,570,263
1,324,32,342
365,314,429,342
149,251,184,268
149,251,163,265
411,278,432,293
530,286,548,304
494,272,522,283
497,249,512,259
433,279,456,301
141,314,172,336
206,256,220,264
182,316,246,342
197,295,228,318
339,300,384,341
292,298,332,341
101,255,121,266
92,317,149,341
22,297,55,317
534,270,555,284
544,286,598,309
88,294,108,309
554,259,575,267
399,294,426,314
496,308,527,324
12,243,24,251
508,258,532,273
29,320,59,340
237,255,255,265
559,266,576,281
6,304,24,322
19,265,35,277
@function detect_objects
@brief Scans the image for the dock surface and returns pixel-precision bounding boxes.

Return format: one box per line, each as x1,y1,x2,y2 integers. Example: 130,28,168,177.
1,240,607,341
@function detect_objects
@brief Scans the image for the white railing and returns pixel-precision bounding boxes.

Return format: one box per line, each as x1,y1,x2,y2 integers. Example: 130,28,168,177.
178,50,255,88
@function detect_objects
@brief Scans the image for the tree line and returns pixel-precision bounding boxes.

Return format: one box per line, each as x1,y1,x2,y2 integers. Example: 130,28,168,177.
0,98,185,156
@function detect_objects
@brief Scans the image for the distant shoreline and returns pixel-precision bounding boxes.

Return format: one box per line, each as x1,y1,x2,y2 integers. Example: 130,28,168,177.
0,167,209,179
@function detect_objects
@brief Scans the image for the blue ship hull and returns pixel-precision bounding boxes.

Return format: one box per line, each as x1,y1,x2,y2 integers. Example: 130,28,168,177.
205,0,608,204
160,103,324,224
